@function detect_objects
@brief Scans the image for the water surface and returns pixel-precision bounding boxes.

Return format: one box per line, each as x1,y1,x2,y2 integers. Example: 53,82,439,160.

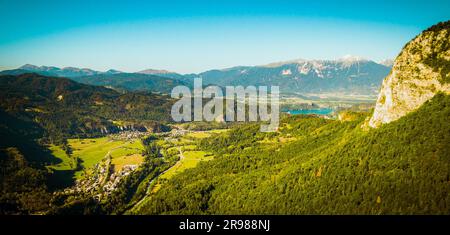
285,108,333,115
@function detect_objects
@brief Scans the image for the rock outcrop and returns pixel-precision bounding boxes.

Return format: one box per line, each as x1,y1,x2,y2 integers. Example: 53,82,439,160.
369,21,450,128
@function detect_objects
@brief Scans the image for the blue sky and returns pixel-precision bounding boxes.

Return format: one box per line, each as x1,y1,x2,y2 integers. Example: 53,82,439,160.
0,0,449,73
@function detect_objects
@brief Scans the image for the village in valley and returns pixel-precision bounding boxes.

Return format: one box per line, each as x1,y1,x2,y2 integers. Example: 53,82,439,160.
51,126,223,207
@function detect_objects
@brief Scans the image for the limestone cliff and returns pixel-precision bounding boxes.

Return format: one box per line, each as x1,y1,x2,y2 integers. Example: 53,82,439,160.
369,21,450,128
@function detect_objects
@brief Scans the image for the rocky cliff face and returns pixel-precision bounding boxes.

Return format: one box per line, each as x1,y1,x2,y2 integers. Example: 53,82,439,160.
369,21,450,128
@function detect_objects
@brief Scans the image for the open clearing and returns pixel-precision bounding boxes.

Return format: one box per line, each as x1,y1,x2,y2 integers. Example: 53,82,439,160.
48,137,145,179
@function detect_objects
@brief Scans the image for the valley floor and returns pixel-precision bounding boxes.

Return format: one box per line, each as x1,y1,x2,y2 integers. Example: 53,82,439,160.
47,128,226,214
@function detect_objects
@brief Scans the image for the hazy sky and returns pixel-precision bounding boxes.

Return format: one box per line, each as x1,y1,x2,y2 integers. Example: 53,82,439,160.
0,0,449,73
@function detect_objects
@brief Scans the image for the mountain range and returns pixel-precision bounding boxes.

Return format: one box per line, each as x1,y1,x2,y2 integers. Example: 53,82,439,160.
1,56,392,95
196,56,391,95
17,64,122,77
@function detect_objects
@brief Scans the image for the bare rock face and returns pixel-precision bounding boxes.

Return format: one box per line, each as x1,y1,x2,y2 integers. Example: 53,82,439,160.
369,21,450,128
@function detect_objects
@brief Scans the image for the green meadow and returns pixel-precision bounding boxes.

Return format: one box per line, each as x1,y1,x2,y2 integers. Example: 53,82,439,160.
48,137,145,179
47,145,76,171
159,150,213,181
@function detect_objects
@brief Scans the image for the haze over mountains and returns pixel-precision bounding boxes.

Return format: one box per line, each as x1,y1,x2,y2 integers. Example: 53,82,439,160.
1,56,392,96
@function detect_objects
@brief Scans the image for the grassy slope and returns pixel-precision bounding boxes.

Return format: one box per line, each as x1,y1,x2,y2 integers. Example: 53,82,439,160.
136,93,450,215
47,145,75,171
160,151,213,181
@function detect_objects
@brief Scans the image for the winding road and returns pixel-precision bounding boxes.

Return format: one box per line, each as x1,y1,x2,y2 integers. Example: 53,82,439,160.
130,146,184,211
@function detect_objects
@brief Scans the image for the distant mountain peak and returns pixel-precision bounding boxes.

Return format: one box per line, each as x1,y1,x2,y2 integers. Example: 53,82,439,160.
261,56,372,68
338,55,367,62
378,59,394,67
105,69,122,74
262,58,308,68
12,65,122,77
138,69,174,75
19,64,40,70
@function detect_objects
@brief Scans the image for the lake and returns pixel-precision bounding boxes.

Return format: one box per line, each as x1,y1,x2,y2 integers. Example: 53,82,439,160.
285,108,333,115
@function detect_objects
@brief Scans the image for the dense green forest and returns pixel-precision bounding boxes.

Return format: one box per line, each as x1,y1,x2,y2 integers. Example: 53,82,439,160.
0,73,174,144
135,93,450,214
0,147,52,214
71,73,188,93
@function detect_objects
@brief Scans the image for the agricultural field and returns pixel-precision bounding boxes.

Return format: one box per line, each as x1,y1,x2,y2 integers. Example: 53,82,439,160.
185,129,228,139
111,154,144,172
47,136,145,180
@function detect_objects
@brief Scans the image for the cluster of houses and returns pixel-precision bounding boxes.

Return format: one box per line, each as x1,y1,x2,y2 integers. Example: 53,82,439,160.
102,164,138,194
62,155,140,201
109,130,149,141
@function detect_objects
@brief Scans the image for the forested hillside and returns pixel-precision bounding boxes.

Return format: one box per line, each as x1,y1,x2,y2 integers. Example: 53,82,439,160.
0,147,52,214
71,73,187,93
136,93,450,214
0,73,174,145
